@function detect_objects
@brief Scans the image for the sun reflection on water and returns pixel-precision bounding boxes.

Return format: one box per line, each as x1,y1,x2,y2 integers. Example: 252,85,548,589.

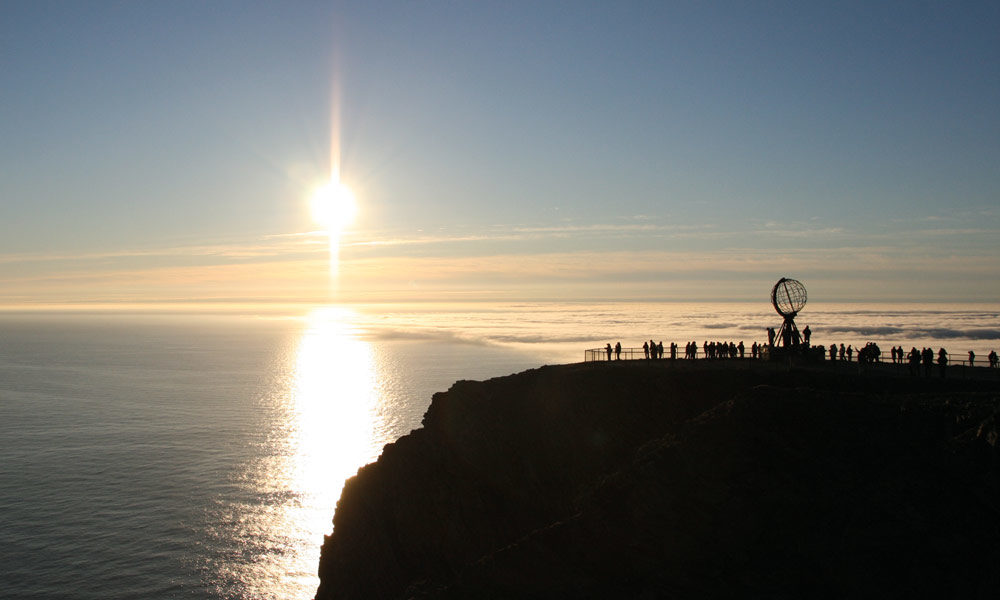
291,307,382,518
242,307,384,599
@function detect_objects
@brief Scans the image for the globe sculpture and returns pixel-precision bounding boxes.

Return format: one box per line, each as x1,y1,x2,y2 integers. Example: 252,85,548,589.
770,277,807,348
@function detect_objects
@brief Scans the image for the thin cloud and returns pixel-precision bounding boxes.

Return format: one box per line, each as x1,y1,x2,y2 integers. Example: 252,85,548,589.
511,223,669,234
749,227,846,238
0,234,329,265
911,228,996,236
823,325,1000,340
3,218,999,304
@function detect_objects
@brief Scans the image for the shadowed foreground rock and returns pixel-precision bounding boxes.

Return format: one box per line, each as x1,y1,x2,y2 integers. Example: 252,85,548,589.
315,362,1000,599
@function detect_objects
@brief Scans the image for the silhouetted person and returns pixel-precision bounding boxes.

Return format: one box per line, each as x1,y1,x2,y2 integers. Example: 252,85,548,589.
968,350,975,367
937,348,948,378
606,343,612,361
615,342,621,360
738,341,744,358
829,344,836,360
670,342,677,360
922,347,933,377
657,341,663,360
989,350,998,368
802,325,811,345
908,347,920,376
839,343,846,361
767,328,775,347
643,341,649,359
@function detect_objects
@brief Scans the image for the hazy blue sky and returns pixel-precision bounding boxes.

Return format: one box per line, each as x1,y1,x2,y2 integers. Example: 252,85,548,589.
2,1,998,304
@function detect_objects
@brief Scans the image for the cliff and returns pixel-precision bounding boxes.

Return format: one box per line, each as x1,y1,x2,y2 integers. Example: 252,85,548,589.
315,362,1000,599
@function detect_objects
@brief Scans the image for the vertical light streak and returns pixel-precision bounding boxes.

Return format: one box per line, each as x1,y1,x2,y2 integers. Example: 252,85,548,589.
330,62,342,186
324,61,349,288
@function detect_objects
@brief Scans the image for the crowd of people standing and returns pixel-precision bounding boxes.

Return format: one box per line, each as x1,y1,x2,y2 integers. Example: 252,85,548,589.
602,340,762,360
598,332,999,372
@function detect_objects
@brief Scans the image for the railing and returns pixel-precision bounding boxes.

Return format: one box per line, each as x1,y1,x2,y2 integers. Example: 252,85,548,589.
584,346,996,370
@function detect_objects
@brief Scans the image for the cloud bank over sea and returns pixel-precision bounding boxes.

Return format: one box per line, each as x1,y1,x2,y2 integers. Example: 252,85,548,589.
342,302,1000,364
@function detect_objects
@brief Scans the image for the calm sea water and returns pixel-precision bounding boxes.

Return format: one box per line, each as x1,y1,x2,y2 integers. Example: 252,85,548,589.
2,302,998,599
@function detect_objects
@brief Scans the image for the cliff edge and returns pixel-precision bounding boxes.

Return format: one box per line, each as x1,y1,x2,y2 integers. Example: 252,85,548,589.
316,362,1000,599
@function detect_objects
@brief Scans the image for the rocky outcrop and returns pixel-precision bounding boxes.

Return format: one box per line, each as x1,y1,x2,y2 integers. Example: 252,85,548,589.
316,362,1000,599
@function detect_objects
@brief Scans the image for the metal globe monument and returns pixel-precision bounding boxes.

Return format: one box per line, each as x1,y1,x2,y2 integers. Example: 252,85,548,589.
770,277,807,348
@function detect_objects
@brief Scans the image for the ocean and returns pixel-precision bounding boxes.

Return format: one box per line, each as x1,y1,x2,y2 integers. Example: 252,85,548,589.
2,302,998,599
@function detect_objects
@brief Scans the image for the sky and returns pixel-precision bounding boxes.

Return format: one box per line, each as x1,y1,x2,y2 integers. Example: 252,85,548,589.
2,1,998,306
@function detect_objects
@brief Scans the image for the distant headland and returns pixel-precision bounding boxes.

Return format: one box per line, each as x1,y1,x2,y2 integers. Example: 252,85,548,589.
315,360,999,599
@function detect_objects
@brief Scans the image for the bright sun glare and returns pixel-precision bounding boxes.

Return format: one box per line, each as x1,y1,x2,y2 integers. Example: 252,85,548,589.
310,180,357,233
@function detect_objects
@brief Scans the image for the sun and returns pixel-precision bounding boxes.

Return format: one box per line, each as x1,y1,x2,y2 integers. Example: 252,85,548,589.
310,180,357,233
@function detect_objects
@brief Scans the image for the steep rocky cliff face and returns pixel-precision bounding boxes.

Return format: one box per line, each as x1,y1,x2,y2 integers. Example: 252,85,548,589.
315,363,1000,599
